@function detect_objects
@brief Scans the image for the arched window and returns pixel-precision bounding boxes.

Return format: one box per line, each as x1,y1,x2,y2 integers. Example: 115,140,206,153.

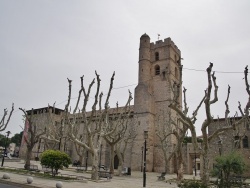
155,65,160,75
175,67,178,79
243,136,249,148
155,52,159,61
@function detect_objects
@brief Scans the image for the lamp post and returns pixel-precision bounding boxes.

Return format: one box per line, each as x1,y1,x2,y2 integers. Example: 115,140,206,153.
64,137,67,152
99,144,102,171
58,137,62,150
141,146,143,172
218,140,222,179
1,131,11,167
85,150,88,171
58,121,62,151
218,142,222,156
143,131,148,188
194,152,197,176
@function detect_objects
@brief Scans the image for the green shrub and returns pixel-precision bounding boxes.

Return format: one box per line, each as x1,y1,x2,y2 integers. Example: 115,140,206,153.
178,180,207,188
40,150,71,176
211,151,246,188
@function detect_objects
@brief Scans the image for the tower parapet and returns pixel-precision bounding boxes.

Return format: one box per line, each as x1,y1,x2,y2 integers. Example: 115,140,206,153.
150,37,181,55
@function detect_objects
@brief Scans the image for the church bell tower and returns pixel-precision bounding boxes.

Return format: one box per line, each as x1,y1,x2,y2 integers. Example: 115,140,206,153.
131,33,182,172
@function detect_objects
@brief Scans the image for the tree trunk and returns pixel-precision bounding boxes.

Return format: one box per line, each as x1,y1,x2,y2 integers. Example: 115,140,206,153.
109,145,115,174
52,168,57,177
163,149,168,173
91,149,99,180
24,147,33,170
116,150,124,176
201,152,210,186
177,163,183,183
78,155,83,166
117,158,124,176
176,152,183,185
117,165,123,176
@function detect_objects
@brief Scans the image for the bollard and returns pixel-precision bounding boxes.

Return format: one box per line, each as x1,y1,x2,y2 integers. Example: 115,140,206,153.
27,177,33,184
3,173,10,179
56,181,63,188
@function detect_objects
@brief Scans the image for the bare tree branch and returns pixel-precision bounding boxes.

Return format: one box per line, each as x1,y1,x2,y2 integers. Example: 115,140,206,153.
0,103,14,132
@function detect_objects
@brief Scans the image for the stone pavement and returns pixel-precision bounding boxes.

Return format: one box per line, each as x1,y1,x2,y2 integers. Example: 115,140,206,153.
0,160,211,188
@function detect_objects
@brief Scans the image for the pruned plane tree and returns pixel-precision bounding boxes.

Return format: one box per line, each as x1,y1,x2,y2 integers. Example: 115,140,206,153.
62,71,133,180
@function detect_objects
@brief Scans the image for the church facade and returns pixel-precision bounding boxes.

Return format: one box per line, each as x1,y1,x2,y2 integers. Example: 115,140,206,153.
19,34,184,173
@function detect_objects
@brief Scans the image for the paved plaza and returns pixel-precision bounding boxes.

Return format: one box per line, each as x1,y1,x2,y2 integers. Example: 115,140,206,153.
0,160,199,188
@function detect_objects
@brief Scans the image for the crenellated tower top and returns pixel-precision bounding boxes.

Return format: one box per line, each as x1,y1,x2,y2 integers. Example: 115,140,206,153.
150,37,181,56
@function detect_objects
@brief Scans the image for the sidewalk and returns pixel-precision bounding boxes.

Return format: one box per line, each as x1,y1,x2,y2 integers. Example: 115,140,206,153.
0,160,199,188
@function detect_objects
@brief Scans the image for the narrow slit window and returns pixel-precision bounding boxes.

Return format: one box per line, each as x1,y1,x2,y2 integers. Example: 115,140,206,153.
155,65,160,75
155,52,159,61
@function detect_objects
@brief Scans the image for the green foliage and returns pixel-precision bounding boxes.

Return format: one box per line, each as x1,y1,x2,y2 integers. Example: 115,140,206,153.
178,180,207,188
0,134,11,147
183,136,203,144
0,134,6,147
40,150,71,176
10,131,23,146
211,152,246,188
0,131,23,147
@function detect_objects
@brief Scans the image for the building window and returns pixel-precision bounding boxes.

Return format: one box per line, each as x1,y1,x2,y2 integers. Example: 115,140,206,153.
155,52,159,61
155,65,160,75
243,136,248,148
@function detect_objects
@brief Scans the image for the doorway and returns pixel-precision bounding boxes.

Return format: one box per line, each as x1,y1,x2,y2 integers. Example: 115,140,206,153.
114,155,119,169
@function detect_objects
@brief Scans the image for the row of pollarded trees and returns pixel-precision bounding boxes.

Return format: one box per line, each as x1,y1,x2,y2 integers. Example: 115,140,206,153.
62,72,135,179
19,63,250,185
19,71,135,180
157,63,250,186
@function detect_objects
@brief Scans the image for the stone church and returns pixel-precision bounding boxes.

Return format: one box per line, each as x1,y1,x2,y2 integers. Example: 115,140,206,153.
19,33,190,173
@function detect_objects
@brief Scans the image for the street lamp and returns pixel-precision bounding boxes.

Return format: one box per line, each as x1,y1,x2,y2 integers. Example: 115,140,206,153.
1,131,11,167
141,146,143,172
99,144,103,171
58,137,62,150
143,130,148,188
218,140,222,156
85,150,88,171
218,139,223,179
194,152,197,176
64,137,67,152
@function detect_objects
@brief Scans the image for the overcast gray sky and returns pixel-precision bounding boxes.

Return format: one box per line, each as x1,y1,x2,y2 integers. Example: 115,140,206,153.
1,0,250,136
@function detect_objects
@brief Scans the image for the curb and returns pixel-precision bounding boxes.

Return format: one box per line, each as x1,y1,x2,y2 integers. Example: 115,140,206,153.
0,178,53,188
0,171,88,188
